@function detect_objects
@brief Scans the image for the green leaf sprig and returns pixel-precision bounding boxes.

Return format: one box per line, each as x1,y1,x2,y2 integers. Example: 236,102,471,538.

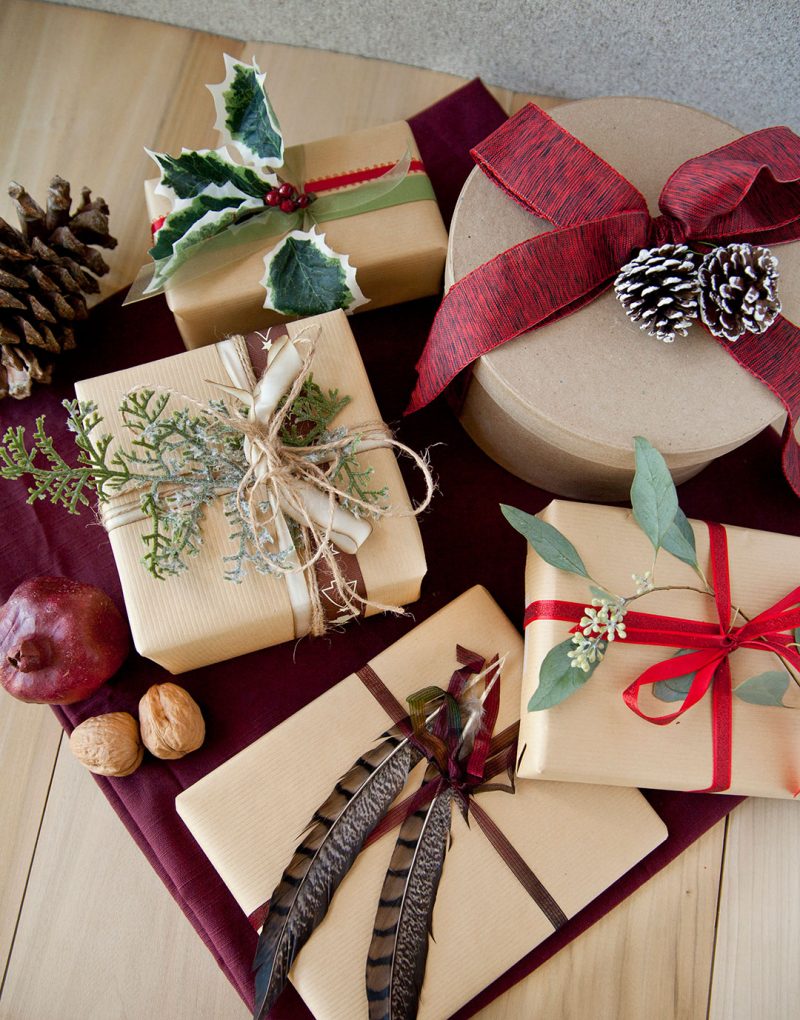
1,380,386,583
503,436,800,712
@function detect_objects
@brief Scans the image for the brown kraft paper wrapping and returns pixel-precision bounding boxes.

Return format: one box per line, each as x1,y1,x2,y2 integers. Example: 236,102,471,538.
74,310,426,673
446,97,798,501
176,586,667,1020
519,501,800,798
146,121,449,350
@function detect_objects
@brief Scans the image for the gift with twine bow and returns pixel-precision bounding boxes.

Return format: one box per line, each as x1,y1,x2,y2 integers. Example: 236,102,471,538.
71,310,430,672
518,501,800,799
125,55,447,350
176,586,668,1020
407,102,800,497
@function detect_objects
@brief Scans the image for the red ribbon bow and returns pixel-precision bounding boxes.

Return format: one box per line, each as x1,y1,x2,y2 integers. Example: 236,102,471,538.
407,104,800,496
525,522,800,793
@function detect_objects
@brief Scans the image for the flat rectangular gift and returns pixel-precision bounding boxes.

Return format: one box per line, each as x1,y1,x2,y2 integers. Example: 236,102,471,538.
519,500,800,798
145,120,449,350
176,585,667,1020
74,309,426,673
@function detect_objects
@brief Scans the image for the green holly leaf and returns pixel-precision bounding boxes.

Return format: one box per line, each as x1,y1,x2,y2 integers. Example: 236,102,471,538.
500,504,589,578
661,507,698,570
631,436,678,551
149,148,270,201
147,185,263,290
734,671,791,707
208,54,284,171
260,228,368,317
652,649,698,702
528,638,603,711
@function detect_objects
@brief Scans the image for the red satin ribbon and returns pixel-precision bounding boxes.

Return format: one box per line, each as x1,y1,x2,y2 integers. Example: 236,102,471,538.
524,522,800,793
406,104,800,497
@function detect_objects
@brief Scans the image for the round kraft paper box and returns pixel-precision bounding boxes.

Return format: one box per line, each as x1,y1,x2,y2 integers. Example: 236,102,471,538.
446,97,799,501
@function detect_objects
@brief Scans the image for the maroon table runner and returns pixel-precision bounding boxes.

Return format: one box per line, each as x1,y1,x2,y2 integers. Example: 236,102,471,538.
3,80,798,1017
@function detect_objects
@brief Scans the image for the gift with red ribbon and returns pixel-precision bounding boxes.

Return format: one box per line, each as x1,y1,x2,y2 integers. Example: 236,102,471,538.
407,101,800,497
518,501,800,798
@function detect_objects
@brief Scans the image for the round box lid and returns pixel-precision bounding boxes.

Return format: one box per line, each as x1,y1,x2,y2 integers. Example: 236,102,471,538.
448,97,795,469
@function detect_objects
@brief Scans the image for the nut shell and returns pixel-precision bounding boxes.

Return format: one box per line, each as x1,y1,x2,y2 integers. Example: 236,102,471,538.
138,682,205,760
69,712,143,777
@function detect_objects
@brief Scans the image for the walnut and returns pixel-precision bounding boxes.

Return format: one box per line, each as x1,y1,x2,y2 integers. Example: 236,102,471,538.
69,712,143,777
138,682,205,759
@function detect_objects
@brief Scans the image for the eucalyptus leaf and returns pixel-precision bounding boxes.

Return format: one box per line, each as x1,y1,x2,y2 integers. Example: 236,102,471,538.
261,228,367,317
208,55,284,171
734,671,791,707
151,149,269,201
500,504,589,578
528,638,602,711
652,650,699,702
793,626,800,650
661,507,698,569
631,436,678,551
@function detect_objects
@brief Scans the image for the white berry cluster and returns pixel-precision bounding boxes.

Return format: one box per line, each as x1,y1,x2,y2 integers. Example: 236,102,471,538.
631,570,654,595
567,597,628,672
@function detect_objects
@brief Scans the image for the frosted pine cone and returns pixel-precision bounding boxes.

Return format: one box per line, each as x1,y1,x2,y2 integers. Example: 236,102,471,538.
614,244,700,343
698,242,780,342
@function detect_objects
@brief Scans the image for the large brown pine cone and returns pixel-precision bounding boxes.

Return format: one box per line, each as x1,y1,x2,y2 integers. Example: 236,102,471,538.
0,176,117,400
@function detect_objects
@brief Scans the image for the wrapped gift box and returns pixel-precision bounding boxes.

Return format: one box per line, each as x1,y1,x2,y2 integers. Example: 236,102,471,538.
446,96,798,501
519,500,800,798
146,121,449,350
74,310,426,673
176,585,667,1020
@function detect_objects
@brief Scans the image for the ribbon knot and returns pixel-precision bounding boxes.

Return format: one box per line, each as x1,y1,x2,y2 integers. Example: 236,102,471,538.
649,213,687,247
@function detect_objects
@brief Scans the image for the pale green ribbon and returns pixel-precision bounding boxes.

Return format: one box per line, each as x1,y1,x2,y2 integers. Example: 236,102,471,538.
123,149,435,305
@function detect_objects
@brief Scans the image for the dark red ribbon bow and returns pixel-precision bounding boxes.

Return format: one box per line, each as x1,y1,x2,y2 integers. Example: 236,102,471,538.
407,104,800,496
524,522,800,793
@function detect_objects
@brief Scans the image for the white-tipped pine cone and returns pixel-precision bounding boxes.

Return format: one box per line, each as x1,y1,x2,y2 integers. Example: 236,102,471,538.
614,243,700,343
698,242,780,342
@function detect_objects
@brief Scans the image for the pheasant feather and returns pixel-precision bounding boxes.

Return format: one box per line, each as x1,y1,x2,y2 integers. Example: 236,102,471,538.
366,764,454,1020
253,730,420,1019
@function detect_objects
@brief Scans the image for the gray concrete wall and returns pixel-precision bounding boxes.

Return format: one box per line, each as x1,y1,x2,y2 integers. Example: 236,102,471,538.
51,0,799,131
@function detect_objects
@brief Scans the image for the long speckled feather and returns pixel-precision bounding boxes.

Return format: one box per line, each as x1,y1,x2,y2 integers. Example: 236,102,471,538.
253,730,420,1019
366,764,453,1020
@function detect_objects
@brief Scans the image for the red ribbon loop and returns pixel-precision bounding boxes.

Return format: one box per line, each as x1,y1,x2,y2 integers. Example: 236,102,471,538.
525,522,800,793
407,104,800,498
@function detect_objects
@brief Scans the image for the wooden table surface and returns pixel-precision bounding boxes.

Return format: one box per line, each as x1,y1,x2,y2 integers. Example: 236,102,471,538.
0,3,798,1018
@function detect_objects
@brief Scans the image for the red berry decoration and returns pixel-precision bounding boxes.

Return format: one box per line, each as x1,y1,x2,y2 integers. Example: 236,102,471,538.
280,198,296,214
265,189,281,207
278,182,296,199
296,194,310,209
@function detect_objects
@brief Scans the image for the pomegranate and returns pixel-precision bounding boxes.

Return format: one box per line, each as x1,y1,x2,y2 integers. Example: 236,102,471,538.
0,577,130,704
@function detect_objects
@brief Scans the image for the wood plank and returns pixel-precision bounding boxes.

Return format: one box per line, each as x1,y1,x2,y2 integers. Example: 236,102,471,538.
0,740,249,1019
475,820,726,1020
0,702,61,978
709,798,800,1020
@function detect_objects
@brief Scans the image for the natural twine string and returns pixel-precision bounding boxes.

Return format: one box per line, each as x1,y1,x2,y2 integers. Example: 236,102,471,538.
105,329,435,636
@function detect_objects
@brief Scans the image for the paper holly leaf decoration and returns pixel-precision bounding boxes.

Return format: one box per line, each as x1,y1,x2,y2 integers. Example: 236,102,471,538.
147,183,264,292
207,54,285,171
149,147,273,202
260,227,368,317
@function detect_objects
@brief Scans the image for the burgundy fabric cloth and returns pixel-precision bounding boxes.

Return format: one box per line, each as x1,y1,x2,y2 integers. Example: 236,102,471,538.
406,104,800,499
3,80,799,1017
